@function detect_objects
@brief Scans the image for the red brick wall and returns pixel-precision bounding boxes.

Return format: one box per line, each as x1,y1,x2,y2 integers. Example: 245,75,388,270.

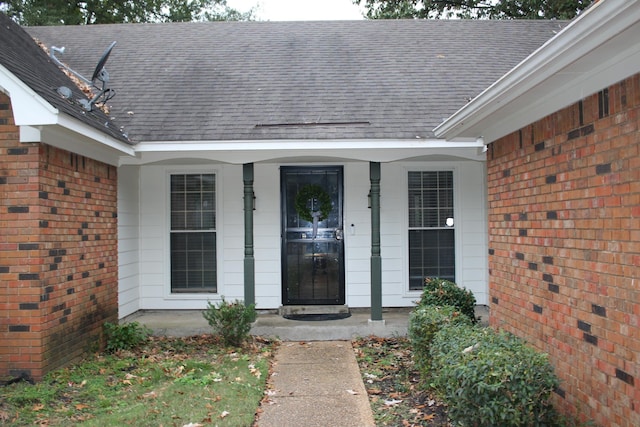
487,74,640,427
0,92,118,381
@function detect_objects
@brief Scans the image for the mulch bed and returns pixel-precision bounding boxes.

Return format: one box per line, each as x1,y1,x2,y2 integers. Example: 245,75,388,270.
352,336,450,426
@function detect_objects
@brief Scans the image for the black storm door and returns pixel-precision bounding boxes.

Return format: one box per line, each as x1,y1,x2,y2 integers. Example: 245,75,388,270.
281,167,345,305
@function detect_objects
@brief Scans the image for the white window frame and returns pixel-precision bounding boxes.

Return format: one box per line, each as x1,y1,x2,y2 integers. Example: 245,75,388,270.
402,165,462,296
164,168,222,300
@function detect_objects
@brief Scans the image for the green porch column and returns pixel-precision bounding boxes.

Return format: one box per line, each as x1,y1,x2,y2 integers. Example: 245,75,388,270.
243,163,255,306
370,162,383,321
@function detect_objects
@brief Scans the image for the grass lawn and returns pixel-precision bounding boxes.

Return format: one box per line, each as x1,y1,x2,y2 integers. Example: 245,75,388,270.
0,335,276,426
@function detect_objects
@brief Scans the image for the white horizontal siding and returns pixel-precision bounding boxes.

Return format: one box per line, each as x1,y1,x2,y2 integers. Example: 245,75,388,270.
118,165,140,318
127,159,488,312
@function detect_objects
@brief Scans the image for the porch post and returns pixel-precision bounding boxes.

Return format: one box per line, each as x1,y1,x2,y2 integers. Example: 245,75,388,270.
243,163,255,306
370,162,383,321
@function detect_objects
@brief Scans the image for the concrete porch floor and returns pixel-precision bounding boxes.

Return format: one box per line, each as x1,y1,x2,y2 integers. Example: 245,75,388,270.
124,305,489,341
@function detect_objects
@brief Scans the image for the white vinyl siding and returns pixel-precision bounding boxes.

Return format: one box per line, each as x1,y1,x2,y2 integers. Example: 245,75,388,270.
129,159,488,311
117,165,140,318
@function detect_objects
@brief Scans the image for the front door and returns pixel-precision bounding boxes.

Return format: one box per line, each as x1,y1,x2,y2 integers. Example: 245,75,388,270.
281,166,345,305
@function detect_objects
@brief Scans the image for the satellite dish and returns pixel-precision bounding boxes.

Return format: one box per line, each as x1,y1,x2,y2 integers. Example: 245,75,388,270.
50,41,117,112
91,41,116,82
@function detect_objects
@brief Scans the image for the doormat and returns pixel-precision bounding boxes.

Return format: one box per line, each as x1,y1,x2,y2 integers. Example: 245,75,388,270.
283,312,351,321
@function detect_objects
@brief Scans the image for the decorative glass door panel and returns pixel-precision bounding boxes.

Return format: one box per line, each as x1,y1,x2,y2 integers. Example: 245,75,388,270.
281,167,344,305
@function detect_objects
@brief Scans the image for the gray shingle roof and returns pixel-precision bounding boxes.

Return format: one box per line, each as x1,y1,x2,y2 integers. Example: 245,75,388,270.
26,19,566,142
0,13,131,143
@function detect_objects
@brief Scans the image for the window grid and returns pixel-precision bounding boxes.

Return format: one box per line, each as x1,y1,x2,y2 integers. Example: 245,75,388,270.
408,171,455,290
170,174,217,293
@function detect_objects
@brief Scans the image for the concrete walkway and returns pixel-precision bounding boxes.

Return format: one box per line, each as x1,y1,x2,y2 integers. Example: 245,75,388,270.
125,308,414,340
125,306,488,340
255,341,375,427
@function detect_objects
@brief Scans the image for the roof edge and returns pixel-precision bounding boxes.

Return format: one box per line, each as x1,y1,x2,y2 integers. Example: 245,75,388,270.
0,64,58,123
433,0,640,142
1,64,134,161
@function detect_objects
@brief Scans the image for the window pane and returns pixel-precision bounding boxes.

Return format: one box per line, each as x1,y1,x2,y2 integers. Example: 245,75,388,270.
171,232,216,292
171,212,185,230
186,192,201,211
408,229,455,290
201,174,215,192
424,209,438,228
171,193,185,210
186,175,202,192
171,173,216,231
171,175,185,192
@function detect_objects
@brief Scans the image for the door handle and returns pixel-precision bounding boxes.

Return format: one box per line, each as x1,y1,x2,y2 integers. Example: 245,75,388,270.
335,229,343,240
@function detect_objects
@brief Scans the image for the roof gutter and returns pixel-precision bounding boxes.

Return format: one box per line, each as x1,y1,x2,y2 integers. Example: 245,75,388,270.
433,0,640,142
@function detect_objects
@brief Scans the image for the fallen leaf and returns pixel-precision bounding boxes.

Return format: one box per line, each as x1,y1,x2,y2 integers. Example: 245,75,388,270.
33,404,45,411
75,403,90,410
219,411,230,419
182,423,203,427
346,389,359,395
142,391,157,399
384,399,403,406
367,388,382,395
423,414,435,421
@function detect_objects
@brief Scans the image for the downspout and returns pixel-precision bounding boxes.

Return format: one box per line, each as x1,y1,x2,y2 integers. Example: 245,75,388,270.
370,162,382,321
243,163,255,306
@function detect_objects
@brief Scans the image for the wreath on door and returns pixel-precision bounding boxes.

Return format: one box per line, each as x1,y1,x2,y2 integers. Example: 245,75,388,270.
294,184,332,222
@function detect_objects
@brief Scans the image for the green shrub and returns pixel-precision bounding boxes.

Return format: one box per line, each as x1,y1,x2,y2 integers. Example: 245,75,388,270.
430,324,559,427
202,297,256,346
103,321,151,352
408,305,472,376
418,277,477,323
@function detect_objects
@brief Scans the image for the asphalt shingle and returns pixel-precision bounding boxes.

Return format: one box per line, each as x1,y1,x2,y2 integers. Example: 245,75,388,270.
25,20,566,142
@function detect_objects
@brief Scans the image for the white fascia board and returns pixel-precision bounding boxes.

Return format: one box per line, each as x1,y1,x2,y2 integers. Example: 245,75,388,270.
433,0,640,142
0,64,58,124
56,114,135,157
39,125,128,166
124,138,486,164
134,138,482,152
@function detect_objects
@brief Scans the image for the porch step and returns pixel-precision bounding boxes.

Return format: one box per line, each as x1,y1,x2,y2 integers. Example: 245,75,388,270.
279,305,350,316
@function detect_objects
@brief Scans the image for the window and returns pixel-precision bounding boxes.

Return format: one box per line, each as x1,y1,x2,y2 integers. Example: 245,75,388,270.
170,174,216,293
408,171,455,290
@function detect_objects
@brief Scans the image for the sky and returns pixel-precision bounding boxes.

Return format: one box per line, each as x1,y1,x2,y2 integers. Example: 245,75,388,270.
226,0,366,21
